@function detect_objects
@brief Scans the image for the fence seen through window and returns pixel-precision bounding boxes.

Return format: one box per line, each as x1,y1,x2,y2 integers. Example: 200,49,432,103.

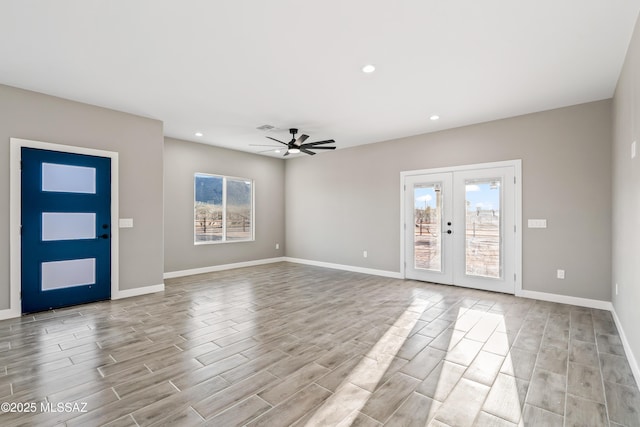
194,173,253,243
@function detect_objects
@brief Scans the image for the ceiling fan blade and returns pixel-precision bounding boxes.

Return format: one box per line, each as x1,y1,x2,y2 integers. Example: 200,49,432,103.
304,146,336,150
302,139,335,146
295,134,309,146
283,151,290,157
300,148,316,155
267,136,288,146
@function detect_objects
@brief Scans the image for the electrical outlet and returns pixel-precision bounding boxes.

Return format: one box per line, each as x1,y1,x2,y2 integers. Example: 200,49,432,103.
363,250,368,258
557,269,565,279
275,243,279,250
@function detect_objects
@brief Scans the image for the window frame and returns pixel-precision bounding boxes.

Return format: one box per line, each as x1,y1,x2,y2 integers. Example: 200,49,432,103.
194,172,255,245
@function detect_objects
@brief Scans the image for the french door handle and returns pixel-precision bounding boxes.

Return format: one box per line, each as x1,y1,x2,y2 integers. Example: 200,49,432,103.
447,230,452,234
99,233,110,239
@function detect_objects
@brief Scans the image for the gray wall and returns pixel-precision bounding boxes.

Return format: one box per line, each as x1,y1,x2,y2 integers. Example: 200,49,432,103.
0,84,164,309
163,138,285,273
286,100,612,301
612,14,640,369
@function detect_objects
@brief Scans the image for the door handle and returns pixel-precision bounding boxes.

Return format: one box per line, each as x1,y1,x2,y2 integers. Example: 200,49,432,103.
447,230,452,234
99,233,110,239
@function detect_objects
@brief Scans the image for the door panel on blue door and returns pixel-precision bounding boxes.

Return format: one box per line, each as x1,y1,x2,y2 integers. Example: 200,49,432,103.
21,148,111,313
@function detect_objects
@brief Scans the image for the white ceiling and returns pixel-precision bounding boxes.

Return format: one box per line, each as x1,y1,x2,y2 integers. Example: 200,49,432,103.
1,1,639,157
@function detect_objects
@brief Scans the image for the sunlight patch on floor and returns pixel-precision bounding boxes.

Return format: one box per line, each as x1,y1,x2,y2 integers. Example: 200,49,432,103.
427,308,523,426
304,298,431,426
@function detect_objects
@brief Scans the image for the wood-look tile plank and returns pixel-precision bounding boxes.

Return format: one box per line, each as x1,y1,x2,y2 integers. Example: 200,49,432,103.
315,355,362,392
416,359,466,402
98,346,183,378
204,395,271,426
113,358,203,398
473,411,519,427
400,346,445,380
385,391,439,427
67,381,178,426
525,368,566,415
259,362,330,405
433,378,490,427
246,383,331,427
360,372,420,422
482,373,523,423
148,406,204,427
131,375,228,426
221,349,288,383
604,380,640,426
192,370,279,419
600,353,637,387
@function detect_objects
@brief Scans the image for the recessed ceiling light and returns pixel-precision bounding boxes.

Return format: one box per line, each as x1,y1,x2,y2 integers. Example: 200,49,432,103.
195,132,203,137
275,149,281,153
430,115,440,121
362,64,376,73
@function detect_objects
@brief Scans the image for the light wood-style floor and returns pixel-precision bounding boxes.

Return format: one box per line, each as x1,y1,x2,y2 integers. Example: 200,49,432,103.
1,262,639,426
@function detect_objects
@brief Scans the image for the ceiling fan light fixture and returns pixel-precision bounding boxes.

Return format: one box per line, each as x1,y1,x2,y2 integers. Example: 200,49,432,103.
288,148,301,154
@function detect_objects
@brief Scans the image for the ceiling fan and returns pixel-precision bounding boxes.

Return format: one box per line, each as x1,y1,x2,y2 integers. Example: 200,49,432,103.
252,128,336,156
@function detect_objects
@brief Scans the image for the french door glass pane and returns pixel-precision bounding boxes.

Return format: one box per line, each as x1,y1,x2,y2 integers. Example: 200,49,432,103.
226,179,252,241
465,179,501,278
414,183,442,271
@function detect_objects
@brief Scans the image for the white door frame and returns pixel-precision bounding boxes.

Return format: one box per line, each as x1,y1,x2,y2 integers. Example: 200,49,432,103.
6,138,120,319
400,159,522,295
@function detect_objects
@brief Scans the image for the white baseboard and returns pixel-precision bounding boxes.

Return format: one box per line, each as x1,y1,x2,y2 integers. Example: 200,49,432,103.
610,308,640,388
163,257,286,279
516,289,613,311
0,283,166,320
283,257,403,279
112,283,165,300
0,307,21,321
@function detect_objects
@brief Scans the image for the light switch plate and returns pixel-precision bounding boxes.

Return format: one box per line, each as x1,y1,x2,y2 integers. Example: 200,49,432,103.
632,141,637,159
528,219,547,228
119,218,134,228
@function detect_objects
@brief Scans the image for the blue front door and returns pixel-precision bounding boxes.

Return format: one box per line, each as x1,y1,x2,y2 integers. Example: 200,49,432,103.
21,148,111,314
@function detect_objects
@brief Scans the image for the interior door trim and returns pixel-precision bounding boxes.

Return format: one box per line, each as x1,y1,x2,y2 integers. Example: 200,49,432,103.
400,159,522,296
9,138,120,318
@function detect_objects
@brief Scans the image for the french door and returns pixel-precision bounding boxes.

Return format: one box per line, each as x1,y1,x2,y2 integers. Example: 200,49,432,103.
21,148,112,313
404,164,517,294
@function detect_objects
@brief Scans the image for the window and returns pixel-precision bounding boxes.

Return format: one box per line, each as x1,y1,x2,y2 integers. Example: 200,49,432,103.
194,173,254,244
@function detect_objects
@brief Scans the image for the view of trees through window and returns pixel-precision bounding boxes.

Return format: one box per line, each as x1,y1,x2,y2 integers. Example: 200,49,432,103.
194,173,253,243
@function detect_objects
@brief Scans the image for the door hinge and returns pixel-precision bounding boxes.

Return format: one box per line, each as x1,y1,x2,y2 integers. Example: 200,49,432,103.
404,184,406,191
20,160,23,170
514,225,516,233
20,225,22,236
513,177,516,184
514,273,516,281
404,223,406,230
